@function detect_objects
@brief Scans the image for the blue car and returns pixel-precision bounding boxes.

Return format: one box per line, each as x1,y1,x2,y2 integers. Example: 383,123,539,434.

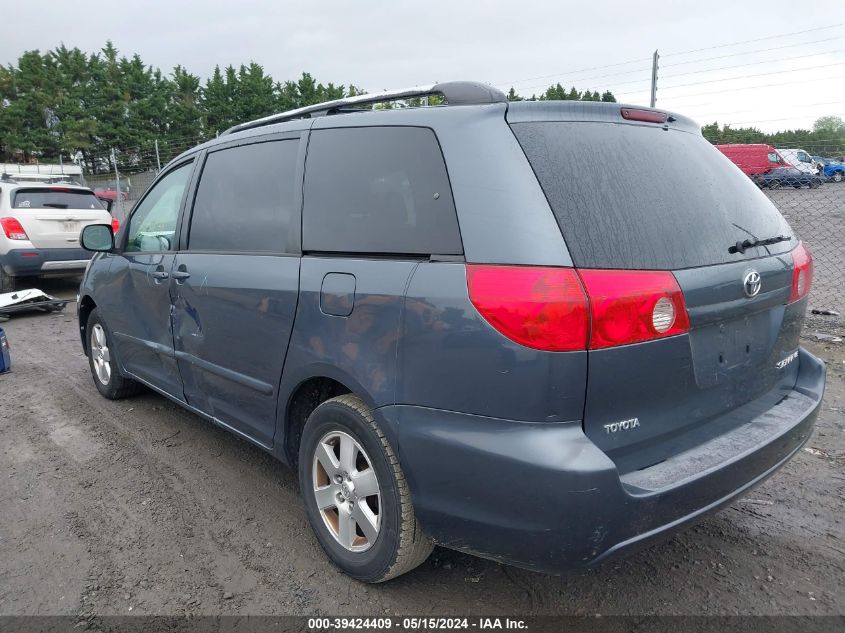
754,167,824,189
817,158,845,183
76,83,825,582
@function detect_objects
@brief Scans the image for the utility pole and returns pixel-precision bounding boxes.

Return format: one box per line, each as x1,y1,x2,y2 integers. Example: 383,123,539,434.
111,148,122,220
154,139,162,173
650,49,659,108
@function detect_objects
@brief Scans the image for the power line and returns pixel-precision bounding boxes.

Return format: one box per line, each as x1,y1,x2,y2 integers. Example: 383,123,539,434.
661,47,845,81
687,100,845,119
519,46,845,95
519,35,845,93
497,23,845,97
617,73,845,100
662,22,845,57
700,114,844,127
507,43,845,97
496,55,652,89
620,61,845,95
661,35,845,69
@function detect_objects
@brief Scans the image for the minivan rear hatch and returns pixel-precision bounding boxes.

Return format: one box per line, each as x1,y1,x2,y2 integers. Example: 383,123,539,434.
508,104,808,472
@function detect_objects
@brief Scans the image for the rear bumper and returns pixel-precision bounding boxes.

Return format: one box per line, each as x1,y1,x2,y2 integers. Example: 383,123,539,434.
0,248,92,276
378,347,825,575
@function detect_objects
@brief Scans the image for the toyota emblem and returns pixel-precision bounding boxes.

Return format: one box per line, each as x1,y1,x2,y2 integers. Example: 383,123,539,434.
743,270,761,297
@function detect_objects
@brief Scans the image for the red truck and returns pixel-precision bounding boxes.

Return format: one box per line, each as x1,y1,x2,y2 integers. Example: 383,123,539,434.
715,144,787,176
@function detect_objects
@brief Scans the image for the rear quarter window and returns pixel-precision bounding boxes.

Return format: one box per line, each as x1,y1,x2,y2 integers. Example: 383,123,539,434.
511,122,794,269
302,126,462,255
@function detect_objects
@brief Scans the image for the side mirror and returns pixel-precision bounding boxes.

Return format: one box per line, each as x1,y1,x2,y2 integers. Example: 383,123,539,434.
81,224,115,252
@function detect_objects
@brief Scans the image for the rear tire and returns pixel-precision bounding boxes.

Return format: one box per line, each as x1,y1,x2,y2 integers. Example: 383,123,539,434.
86,308,143,399
769,181,782,190
299,394,433,583
0,269,13,293
833,171,844,183
809,180,820,189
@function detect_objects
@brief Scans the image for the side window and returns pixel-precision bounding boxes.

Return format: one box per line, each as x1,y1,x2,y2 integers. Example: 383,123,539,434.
189,140,299,252
303,127,462,255
768,152,781,164
125,162,193,252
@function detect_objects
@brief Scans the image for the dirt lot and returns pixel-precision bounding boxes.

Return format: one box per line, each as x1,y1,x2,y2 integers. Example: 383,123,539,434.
0,278,843,619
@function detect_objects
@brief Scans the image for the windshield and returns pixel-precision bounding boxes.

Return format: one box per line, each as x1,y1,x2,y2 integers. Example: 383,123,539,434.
511,122,795,270
12,189,105,210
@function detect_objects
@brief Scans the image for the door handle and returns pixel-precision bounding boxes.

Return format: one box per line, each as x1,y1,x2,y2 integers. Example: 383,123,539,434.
172,267,191,283
151,270,169,280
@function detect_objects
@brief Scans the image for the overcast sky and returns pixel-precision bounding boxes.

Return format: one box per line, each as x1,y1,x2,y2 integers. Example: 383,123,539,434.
3,1,843,134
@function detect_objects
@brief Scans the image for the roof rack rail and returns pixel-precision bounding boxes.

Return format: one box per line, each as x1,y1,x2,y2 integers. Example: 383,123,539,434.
221,81,507,136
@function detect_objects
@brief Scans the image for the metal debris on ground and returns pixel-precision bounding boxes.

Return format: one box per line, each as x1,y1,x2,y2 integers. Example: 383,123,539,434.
806,332,844,343
0,289,68,318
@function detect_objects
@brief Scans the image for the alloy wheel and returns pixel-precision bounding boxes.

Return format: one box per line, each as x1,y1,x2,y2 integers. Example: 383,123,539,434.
90,323,111,385
312,430,381,552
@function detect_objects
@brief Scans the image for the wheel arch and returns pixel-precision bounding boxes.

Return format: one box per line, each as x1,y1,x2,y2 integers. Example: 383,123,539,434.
282,372,355,467
78,294,97,354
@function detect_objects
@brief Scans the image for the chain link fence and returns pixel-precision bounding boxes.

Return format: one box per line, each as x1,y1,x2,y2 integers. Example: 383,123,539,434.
726,140,845,337
81,136,203,222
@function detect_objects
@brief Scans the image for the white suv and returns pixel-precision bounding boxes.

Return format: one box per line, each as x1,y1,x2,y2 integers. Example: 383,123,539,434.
0,180,116,292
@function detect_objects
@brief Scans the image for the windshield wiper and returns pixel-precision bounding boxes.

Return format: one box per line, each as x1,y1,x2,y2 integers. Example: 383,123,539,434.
729,234,791,254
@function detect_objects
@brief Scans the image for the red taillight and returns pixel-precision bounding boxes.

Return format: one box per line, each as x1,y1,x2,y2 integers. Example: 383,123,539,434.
578,270,690,349
789,242,813,303
620,107,667,123
467,266,690,351
0,217,29,241
466,265,589,351
111,217,120,233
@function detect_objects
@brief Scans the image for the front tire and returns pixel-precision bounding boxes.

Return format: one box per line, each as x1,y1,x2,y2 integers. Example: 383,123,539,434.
299,394,433,583
833,171,844,183
86,308,142,399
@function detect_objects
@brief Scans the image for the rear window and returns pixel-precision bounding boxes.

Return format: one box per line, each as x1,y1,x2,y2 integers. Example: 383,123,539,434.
511,122,794,270
303,126,462,255
12,189,105,210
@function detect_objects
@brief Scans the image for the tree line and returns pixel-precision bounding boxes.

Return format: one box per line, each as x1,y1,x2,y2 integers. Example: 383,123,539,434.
0,43,621,173
0,42,365,172
702,116,845,156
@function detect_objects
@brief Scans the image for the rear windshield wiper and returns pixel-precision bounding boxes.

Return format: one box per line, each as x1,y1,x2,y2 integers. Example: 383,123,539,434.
729,234,791,254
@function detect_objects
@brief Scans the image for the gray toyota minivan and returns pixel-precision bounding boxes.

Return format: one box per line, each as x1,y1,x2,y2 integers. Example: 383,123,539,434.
78,81,826,583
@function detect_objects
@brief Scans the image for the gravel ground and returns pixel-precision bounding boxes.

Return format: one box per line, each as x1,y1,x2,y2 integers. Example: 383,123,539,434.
0,278,843,619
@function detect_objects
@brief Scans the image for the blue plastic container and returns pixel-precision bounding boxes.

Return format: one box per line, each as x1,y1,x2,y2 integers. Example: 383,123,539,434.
0,327,10,374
